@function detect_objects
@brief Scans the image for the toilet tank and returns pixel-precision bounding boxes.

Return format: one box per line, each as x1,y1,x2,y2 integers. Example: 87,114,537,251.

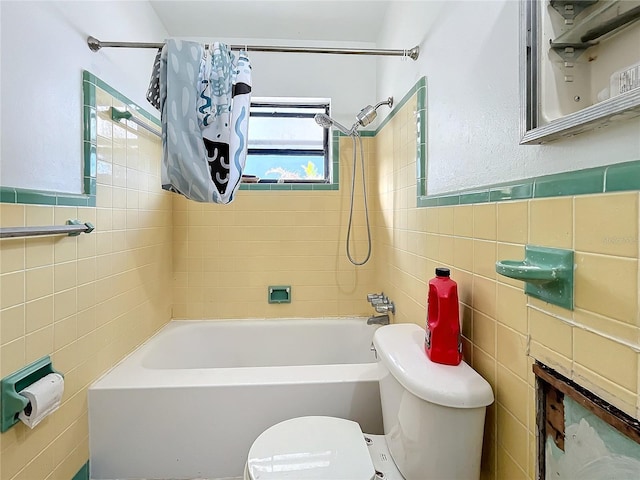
372,323,494,480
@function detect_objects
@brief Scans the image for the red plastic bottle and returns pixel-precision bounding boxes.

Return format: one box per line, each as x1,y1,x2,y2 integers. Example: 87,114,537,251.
425,267,463,366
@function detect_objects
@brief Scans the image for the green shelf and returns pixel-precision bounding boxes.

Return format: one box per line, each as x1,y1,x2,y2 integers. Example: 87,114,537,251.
496,245,574,310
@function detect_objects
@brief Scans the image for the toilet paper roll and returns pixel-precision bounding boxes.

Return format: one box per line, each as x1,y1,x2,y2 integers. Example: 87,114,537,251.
17,373,64,429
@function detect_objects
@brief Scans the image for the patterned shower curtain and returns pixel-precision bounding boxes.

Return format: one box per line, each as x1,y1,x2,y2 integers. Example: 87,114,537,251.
159,39,252,204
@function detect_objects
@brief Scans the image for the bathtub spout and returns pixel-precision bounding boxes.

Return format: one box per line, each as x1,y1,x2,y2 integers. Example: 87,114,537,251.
367,314,390,326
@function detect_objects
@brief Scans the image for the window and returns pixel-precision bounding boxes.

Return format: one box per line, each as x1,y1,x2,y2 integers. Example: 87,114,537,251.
244,99,330,183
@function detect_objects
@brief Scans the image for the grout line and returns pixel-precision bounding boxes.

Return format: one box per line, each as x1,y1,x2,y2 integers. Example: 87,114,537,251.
527,303,640,353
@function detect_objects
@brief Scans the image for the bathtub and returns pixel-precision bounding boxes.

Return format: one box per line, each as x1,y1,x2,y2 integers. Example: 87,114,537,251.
88,318,383,479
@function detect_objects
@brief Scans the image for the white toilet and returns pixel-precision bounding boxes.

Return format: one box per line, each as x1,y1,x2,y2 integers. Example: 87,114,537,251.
244,323,494,480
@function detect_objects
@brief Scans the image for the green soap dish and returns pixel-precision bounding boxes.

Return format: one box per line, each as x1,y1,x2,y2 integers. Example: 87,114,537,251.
268,285,291,304
496,261,569,284
496,245,574,310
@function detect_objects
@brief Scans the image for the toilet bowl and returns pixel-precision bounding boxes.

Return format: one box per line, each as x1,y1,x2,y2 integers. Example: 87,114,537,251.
244,323,494,480
244,416,402,480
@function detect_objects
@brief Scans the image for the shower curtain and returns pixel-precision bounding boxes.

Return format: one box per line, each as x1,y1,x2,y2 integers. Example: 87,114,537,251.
159,39,252,204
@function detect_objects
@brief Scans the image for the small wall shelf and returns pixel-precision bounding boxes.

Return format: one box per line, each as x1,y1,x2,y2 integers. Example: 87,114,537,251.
496,245,574,310
268,285,291,304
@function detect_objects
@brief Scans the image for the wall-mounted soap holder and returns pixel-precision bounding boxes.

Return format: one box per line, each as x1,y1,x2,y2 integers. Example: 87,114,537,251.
0,356,62,432
496,245,574,310
268,285,291,304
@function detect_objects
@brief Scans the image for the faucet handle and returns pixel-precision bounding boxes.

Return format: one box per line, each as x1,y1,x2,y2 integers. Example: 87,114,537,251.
367,292,382,301
372,295,390,306
375,302,395,314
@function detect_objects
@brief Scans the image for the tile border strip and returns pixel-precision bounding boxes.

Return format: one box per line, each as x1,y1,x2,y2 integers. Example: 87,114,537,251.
1,71,160,207
416,160,640,207
72,461,89,480
4,72,637,203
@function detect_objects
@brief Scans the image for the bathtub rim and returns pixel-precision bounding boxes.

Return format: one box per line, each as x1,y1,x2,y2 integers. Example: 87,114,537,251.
89,317,381,390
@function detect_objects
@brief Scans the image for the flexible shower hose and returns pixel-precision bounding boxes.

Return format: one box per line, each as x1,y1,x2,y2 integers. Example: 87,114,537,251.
345,132,372,266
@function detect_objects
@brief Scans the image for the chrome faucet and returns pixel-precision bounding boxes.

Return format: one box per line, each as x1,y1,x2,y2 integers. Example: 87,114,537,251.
367,314,390,325
366,292,396,325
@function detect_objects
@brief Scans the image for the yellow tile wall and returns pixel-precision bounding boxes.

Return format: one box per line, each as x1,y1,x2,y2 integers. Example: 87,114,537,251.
374,94,640,479
3,83,638,480
0,87,173,480
172,136,378,319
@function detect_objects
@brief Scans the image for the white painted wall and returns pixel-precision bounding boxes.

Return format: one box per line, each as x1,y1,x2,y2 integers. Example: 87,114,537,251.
376,0,640,195
0,1,380,195
0,1,168,194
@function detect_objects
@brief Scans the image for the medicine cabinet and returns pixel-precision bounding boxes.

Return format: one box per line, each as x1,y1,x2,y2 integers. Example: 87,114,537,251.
520,0,640,144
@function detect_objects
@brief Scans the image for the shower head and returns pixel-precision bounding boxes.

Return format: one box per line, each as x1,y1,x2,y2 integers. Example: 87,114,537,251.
355,96,394,127
315,96,394,135
314,113,353,135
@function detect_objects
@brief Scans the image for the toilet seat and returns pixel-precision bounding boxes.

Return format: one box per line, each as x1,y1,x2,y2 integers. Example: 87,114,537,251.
246,416,376,480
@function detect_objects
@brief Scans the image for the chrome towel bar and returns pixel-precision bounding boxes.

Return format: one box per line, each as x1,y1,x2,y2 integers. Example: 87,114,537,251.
0,220,95,239
111,108,161,138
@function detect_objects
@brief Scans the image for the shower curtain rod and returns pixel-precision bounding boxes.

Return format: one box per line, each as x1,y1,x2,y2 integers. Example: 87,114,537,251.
87,36,420,60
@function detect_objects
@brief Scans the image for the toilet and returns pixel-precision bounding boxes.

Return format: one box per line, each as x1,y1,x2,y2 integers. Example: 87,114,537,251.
244,323,494,480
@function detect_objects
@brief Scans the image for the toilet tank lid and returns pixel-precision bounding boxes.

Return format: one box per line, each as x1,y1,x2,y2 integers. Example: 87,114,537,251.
373,324,494,408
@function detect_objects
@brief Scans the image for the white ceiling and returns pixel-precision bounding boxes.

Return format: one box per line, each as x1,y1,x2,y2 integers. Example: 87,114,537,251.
148,1,391,43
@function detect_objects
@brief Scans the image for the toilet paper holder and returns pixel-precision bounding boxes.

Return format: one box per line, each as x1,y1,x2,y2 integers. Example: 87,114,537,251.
0,356,63,432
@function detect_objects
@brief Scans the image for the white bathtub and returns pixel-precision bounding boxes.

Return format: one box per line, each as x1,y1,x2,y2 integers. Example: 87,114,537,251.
88,318,383,479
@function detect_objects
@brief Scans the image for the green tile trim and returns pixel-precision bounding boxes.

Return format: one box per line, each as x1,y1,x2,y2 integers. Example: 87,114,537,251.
82,82,96,110
82,70,95,84
419,197,440,207
459,190,490,205
489,183,534,202
312,183,339,191
0,187,16,203
239,183,272,191
533,167,605,198
437,194,460,206
238,181,339,192
84,177,97,196
1,188,92,207
331,130,340,187
83,143,97,178
1,71,159,206
376,78,431,200
16,189,57,205
376,76,427,134
60,195,91,207
605,160,640,192
415,144,426,180
72,461,89,480
415,160,640,208
83,105,97,145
